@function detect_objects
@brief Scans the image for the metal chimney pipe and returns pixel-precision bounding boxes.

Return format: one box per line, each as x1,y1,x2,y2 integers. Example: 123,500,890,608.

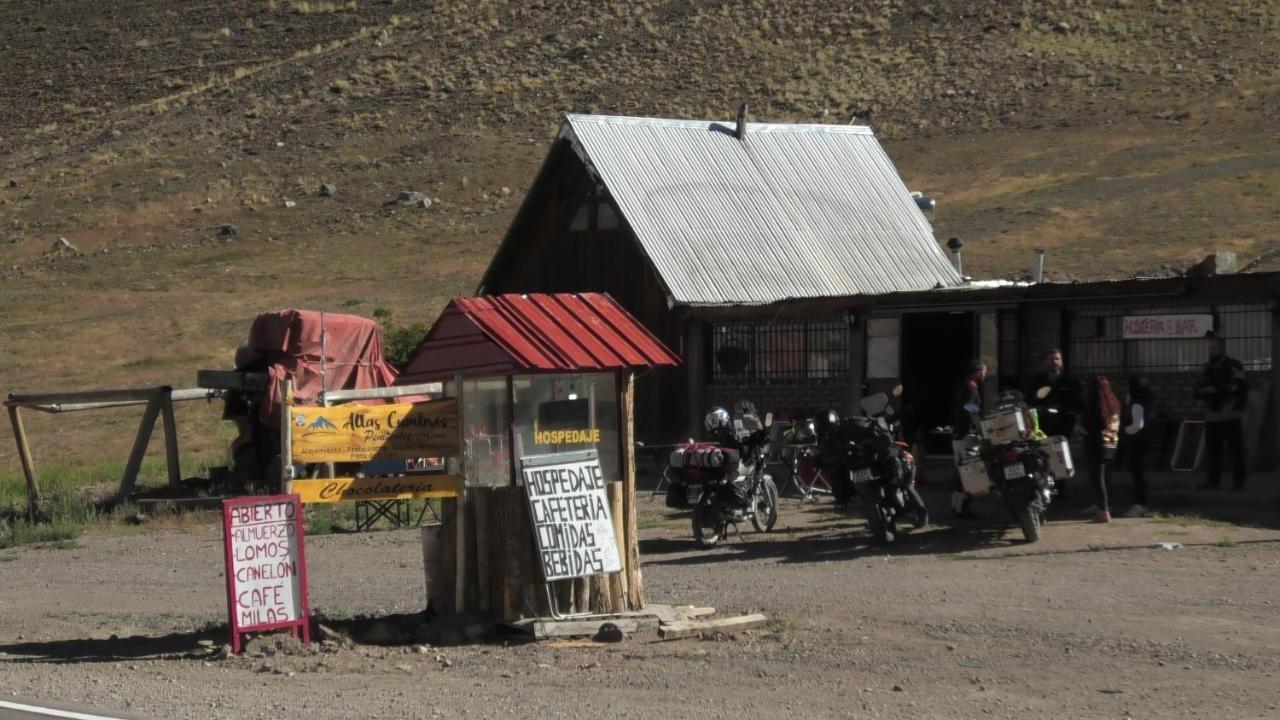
736,102,749,140
1033,248,1046,283
946,236,964,275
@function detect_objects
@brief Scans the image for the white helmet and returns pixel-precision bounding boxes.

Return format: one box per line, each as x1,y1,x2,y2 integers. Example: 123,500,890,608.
704,407,731,433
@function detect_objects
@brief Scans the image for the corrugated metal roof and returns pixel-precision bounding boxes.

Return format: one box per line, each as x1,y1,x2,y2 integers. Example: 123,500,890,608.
561,114,962,305
401,293,679,380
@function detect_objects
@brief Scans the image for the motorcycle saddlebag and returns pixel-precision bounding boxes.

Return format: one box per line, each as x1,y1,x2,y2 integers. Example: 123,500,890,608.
957,457,992,495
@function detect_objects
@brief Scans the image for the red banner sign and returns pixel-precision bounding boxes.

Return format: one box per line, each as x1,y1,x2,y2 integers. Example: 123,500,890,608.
222,494,310,653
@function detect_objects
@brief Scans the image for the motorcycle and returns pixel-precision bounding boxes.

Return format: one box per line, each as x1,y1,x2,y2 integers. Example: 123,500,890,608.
961,390,1061,543
820,386,927,544
668,403,780,548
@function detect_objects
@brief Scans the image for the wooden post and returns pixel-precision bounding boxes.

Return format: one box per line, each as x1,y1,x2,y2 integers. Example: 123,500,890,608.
115,392,163,504
607,480,627,612
473,489,491,615
159,390,181,487
7,405,43,520
281,380,294,495
453,374,468,615
620,370,644,609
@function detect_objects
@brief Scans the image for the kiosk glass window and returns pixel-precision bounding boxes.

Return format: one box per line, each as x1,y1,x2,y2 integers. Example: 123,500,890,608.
443,377,511,488
512,373,620,484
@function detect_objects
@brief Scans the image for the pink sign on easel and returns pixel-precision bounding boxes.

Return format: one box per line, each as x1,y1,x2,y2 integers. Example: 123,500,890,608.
221,494,310,653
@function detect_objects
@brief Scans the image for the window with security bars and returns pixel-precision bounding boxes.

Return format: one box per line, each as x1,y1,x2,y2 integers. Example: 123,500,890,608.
1068,302,1272,375
710,319,850,383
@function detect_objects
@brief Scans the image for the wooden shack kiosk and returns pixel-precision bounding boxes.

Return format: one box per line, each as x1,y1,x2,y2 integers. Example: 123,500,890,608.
398,293,679,621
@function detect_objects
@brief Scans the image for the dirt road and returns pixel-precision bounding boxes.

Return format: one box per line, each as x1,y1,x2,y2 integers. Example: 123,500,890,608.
1,485,1278,719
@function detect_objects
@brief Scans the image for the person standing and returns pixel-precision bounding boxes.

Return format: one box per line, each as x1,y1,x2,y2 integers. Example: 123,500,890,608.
950,360,986,519
1081,375,1121,523
1195,335,1249,489
1027,349,1082,437
1122,376,1154,518
1027,349,1082,499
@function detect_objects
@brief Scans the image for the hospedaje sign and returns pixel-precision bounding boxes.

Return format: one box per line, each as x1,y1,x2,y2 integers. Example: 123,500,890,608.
520,450,622,582
1122,314,1214,339
284,397,463,503
222,494,309,653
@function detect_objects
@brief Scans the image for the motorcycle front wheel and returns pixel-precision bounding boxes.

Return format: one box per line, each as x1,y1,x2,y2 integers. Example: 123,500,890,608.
906,484,929,529
750,478,779,533
692,502,726,549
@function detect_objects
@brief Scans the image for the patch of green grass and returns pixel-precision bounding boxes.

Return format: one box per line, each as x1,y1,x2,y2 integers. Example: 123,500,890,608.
1214,537,1237,548
0,554,16,562
1150,512,1237,529
341,298,363,307
0,520,82,549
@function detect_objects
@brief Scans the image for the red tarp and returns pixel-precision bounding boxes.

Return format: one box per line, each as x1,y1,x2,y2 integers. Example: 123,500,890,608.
248,310,400,426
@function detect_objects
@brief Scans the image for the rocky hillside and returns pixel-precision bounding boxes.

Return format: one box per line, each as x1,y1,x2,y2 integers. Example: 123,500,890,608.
0,0,1278,460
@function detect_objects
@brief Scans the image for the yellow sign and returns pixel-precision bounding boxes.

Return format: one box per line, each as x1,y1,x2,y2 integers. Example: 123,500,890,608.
291,475,462,504
289,399,459,462
533,422,601,446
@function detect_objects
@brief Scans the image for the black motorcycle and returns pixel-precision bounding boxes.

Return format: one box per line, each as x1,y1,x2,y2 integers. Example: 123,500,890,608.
670,404,779,549
821,388,927,544
964,392,1056,542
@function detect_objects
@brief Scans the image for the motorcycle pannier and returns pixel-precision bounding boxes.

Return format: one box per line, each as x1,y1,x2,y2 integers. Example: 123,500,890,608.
957,457,992,495
980,408,1028,444
1039,435,1075,478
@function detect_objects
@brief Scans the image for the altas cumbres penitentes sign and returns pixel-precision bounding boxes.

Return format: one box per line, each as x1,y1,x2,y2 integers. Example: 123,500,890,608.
221,494,310,653
521,452,622,582
289,398,460,462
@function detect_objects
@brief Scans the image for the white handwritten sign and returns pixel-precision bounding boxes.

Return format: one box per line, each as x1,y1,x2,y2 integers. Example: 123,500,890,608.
222,495,310,653
1122,314,1214,340
521,454,621,582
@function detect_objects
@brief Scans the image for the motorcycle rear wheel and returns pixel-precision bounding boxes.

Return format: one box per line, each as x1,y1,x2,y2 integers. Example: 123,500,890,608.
751,478,779,533
866,503,896,544
1017,500,1044,543
692,503,725,549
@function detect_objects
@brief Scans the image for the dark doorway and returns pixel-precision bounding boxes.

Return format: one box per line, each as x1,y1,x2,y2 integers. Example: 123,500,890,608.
900,312,975,438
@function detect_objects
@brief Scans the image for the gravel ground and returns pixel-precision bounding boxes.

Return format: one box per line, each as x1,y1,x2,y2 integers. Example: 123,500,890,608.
2,483,1278,720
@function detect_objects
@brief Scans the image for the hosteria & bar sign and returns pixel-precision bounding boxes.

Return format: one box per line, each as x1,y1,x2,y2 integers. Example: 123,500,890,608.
222,494,310,653
521,452,622,582
1121,314,1214,339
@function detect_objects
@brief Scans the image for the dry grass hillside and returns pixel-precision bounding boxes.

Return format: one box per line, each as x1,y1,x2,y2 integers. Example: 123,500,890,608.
1,0,1279,467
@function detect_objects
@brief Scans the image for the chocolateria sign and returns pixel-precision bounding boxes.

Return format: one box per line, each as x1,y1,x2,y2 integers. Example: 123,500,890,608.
521,451,622,582
222,494,310,653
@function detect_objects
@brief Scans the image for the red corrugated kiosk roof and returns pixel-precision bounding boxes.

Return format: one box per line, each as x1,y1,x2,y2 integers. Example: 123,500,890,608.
398,293,679,381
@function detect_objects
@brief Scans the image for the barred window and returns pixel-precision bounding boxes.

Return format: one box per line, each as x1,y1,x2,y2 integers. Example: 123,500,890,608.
711,319,850,384
1069,302,1272,375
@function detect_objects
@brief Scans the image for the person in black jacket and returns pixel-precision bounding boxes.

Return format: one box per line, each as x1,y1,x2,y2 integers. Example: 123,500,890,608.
1121,375,1155,517
1027,348,1082,438
1195,335,1249,489
950,360,986,519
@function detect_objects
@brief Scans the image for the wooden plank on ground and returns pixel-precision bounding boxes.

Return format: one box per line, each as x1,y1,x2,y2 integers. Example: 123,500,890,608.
533,617,658,640
657,613,769,641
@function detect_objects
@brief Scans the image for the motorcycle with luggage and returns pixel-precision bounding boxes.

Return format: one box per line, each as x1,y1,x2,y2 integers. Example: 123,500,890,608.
665,403,780,548
957,390,1073,542
819,386,927,544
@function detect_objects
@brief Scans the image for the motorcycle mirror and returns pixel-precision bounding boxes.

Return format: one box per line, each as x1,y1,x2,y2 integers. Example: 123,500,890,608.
891,384,904,397
963,402,980,414
1035,386,1052,400
764,412,774,428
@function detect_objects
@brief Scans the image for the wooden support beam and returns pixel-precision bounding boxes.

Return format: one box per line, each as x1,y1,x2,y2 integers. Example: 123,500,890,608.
8,405,42,520
7,386,173,407
620,371,645,609
657,613,769,641
160,392,181,487
115,394,163,504
319,381,445,404
606,481,627,613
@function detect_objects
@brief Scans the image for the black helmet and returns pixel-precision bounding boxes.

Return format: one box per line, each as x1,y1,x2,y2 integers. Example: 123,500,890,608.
704,407,731,433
